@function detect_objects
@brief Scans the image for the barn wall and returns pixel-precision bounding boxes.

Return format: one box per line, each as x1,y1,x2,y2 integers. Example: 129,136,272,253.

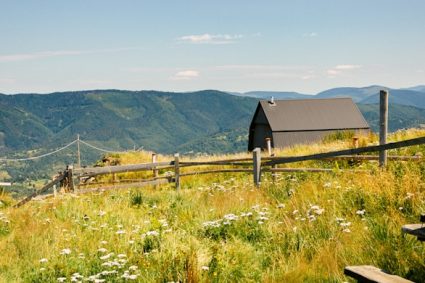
249,107,273,150
272,129,368,148
252,124,273,149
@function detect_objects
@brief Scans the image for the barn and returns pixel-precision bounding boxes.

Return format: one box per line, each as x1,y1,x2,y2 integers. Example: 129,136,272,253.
248,97,370,151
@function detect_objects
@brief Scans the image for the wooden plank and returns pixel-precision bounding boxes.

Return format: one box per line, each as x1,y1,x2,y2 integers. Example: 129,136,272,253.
174,154,180,191
266,136,425,166
380,90,389,167
323,155,421,161
180,161,253,167
14,174,65,208
402,224,425,241
77,178,170,194
180,169,251,177
253,148,261,187
265,168,366,173
344,265,413,283
73,161,173,177
78,176,171,187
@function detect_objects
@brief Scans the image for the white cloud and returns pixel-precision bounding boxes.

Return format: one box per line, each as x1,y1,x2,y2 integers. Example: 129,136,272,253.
303,32,318,37
178,33,243,44
0,47,138,63
334,64,362,70
171,70,199,80
327,64,362,78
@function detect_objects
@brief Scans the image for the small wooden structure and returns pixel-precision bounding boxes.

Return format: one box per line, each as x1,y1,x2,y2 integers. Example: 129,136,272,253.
248,97,370,150
402,214,425,241
344,265,413,283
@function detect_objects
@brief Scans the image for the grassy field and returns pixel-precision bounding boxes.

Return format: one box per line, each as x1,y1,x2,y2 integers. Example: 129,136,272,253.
1,129,425,282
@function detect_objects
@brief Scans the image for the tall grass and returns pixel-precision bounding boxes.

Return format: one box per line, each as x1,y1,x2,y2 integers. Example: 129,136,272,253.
0,129,424,282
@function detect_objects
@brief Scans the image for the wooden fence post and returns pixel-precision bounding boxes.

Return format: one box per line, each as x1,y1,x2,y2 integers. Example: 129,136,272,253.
152,153,158,178
68,165,75,192
266,138,272,156
379,90,389,167
152,153,158,189
174,153,180,191
253,148,261,187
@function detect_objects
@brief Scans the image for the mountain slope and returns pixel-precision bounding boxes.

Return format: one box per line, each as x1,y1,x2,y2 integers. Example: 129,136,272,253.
358,103,425,132
316,86,425,109
0,90,258,154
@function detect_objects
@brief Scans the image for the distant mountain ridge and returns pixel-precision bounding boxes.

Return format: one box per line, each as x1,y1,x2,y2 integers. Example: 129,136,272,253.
234,85,425,110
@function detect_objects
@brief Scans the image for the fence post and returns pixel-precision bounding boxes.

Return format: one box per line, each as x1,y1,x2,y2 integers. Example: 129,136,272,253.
152,153,158,178
253,148,261,187
174,153,180,191
266,138,272,156
152,153,158,189
379,90,389,167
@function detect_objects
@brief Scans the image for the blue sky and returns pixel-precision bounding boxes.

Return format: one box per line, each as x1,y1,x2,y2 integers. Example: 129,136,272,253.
0,0,424,94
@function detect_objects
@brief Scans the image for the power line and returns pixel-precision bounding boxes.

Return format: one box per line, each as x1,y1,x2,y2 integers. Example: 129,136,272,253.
79,139,129,154
0,138,132,162
0,140,77,162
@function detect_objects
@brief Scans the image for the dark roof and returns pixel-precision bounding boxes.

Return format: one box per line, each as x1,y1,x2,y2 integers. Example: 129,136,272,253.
259,97,370,131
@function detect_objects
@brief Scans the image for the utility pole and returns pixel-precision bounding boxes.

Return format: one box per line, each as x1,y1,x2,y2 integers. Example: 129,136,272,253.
77,134,81,168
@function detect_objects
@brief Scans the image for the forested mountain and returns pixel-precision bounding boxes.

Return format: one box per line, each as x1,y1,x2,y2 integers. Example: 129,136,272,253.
1,88,425,182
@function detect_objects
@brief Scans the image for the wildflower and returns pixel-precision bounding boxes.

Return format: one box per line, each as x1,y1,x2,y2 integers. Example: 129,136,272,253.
100,240,108,245
258,221,264,225
356,209,366,216
60,248,71,255
40,267,46,271
399,207,404,211
128,240,135,244
116,230,126,235
277,203,285,209
127,275,138,280
405,192,414,200
224,214,238,221
324,182,332,188
117,254,127,258
100,253,114,260
129,265,138,271
201,265,209,271
340,222,351,228
78,253,85,259
342,228,351,233
97,248,108,253
57,277,67,282
39,258,48,263
146,230,159,236
292,210,299,215
98,210,106,216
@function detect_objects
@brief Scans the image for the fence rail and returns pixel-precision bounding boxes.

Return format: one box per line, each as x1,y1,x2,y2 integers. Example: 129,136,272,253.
265,136,425,166
14,136,425,207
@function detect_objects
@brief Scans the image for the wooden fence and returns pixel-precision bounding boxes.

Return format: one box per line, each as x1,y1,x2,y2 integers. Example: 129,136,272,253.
13,136,424,207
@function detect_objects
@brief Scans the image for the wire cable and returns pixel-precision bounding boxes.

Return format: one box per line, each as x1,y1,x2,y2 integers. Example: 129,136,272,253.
0,140,77,162
79,139,129,154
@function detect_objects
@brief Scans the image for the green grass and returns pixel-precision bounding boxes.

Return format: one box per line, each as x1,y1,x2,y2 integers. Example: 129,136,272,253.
1,129,425,282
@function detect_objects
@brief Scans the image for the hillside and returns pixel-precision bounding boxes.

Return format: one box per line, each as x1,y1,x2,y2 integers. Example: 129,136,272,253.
1,129,424,282
2,89,425,183
0,90,257,154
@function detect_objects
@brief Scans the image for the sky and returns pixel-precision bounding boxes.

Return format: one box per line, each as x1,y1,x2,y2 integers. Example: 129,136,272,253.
0,0,424,94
